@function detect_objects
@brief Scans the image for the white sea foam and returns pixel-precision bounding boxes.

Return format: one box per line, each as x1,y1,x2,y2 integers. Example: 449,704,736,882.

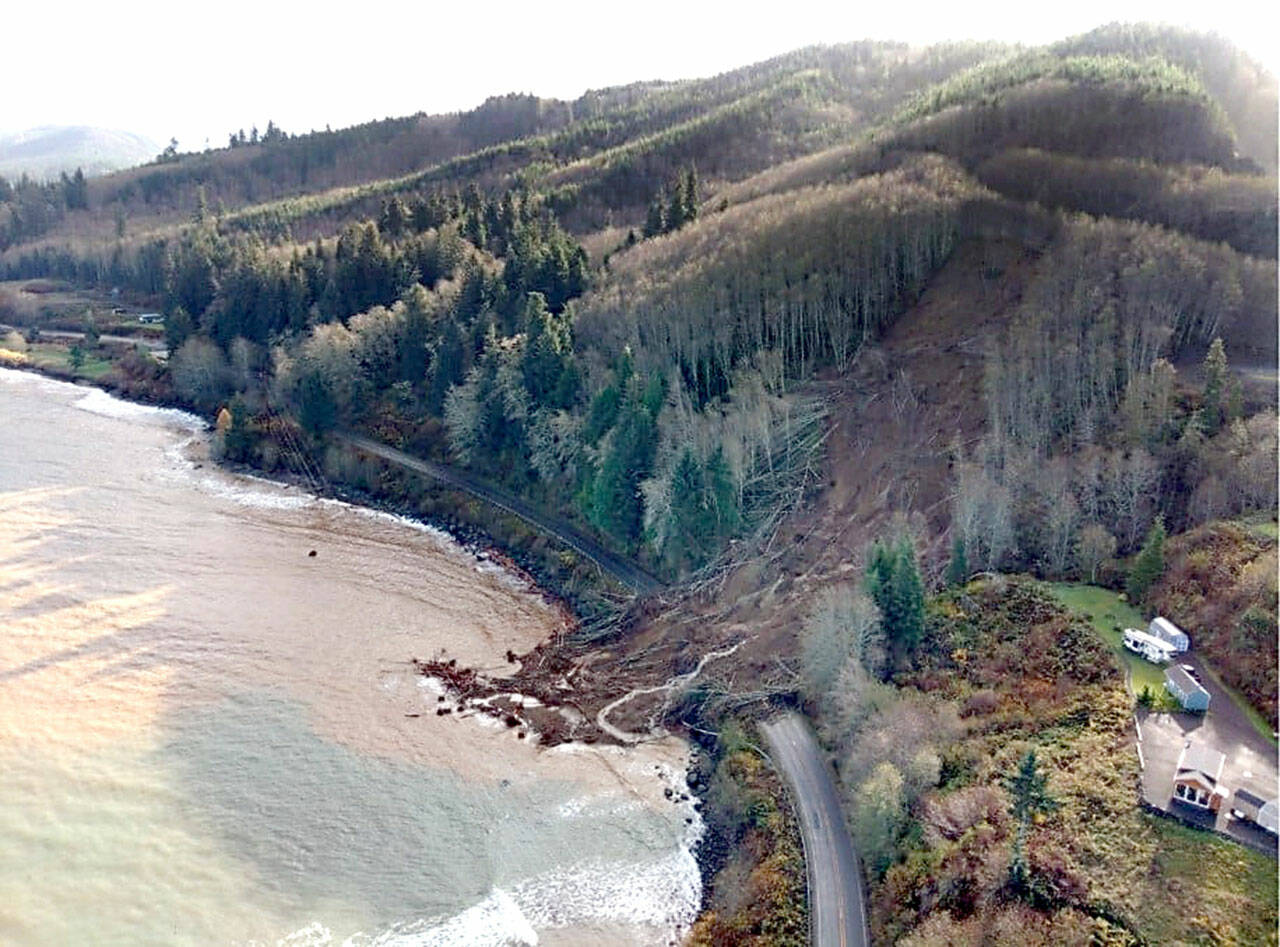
361,888,539,946
71,387,206,431
0,365,68,392
357,850,701,945
511,848,702,933
300,846,702,947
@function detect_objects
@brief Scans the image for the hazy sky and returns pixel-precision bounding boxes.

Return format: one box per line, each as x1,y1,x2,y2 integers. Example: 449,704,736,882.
3,0,1276,149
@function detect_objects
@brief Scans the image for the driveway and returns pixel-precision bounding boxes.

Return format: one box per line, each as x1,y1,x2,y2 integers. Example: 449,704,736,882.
1137,654,1278,854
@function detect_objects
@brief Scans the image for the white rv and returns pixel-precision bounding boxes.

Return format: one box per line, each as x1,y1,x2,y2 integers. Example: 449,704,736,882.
1123,628,1175,664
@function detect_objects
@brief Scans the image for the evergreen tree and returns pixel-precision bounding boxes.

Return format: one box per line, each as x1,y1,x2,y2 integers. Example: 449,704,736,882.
1199,337,1228,435
379,197,408,238
193,186,208,225
667,174,687,231
865,534,925,655
1127,515,1167,605
590,401,657,547
583,385,622,444
519,292,576,409
222,396,253,462
427,318,465,415
643,194,666,238
297,370,337,435
397,285,432,384
682,166,699,223
888,538,925,652
667,450,712,570
63,168,89,210
164,306,195,352
1004,749,1059,890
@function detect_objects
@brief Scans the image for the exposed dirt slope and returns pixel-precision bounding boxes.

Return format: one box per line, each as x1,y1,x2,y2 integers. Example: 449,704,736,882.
484,238,1036,740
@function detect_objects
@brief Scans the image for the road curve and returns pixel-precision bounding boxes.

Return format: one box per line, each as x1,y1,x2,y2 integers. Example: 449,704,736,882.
338,433,662,594
761,712,869,947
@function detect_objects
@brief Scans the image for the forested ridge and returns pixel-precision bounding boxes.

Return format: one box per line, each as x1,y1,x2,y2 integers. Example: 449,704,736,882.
3,21,1276,945
2,23,1274,592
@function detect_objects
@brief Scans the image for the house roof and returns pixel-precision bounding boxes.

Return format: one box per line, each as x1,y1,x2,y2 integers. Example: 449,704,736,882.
1235,787,1270,809
1175,742,1225,786
1165,664,1206,696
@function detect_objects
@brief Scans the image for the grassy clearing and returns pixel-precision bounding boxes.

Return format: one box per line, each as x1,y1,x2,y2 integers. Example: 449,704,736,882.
1242,514,1279,541
1048,583,1168,696
4,341,116,382
1132,814,1279,946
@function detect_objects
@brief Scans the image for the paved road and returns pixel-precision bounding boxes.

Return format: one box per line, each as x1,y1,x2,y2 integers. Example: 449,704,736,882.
339,433,662,595
761,713,869,947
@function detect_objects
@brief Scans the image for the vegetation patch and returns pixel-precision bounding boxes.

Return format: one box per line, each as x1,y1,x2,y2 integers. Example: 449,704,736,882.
810,576,1275,945
1047,583,1168,696
686,721,808,946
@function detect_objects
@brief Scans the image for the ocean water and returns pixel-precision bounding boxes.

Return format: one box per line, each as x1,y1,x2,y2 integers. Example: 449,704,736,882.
0,368,700,946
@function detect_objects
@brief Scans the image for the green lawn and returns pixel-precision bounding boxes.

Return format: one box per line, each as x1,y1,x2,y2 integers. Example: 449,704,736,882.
26,343,116,381
1242,513,1279,542
1047,583,1169,697
1134,814,1279,946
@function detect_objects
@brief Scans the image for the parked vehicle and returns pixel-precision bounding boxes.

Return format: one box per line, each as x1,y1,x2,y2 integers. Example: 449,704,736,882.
1123,628,1174,664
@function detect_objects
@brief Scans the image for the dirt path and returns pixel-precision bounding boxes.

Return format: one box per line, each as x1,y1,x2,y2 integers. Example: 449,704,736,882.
1,323,167,354
596,641,745,743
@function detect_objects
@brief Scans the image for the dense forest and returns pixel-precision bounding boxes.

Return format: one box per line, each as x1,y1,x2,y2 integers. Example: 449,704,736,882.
3,24,1274,584
2,24,1276,943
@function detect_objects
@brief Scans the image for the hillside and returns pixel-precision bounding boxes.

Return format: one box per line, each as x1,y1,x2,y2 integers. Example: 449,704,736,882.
1,19,1273,618
1,24,1276,943
1149,520,1278,728
0,126,160,180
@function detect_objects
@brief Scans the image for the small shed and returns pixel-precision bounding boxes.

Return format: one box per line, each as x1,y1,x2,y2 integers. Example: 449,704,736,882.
1149,616,1190,653
1165,665,1210,712
1172,742,1228,812
1232,787,1279,835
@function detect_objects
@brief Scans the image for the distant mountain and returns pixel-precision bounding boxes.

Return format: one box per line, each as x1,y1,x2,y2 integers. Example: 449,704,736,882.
0,126,160,181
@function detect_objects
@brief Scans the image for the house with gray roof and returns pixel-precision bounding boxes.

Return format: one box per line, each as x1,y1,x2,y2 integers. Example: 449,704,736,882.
1164,664,1210,712
1149,616,1190,653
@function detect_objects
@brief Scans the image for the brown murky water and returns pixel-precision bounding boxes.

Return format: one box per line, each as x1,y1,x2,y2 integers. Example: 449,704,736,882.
0,369,699,946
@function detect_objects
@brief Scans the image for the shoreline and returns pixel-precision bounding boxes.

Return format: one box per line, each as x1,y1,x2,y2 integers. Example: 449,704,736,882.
1,359,735,928
2,365,712,946
0,361,708,745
